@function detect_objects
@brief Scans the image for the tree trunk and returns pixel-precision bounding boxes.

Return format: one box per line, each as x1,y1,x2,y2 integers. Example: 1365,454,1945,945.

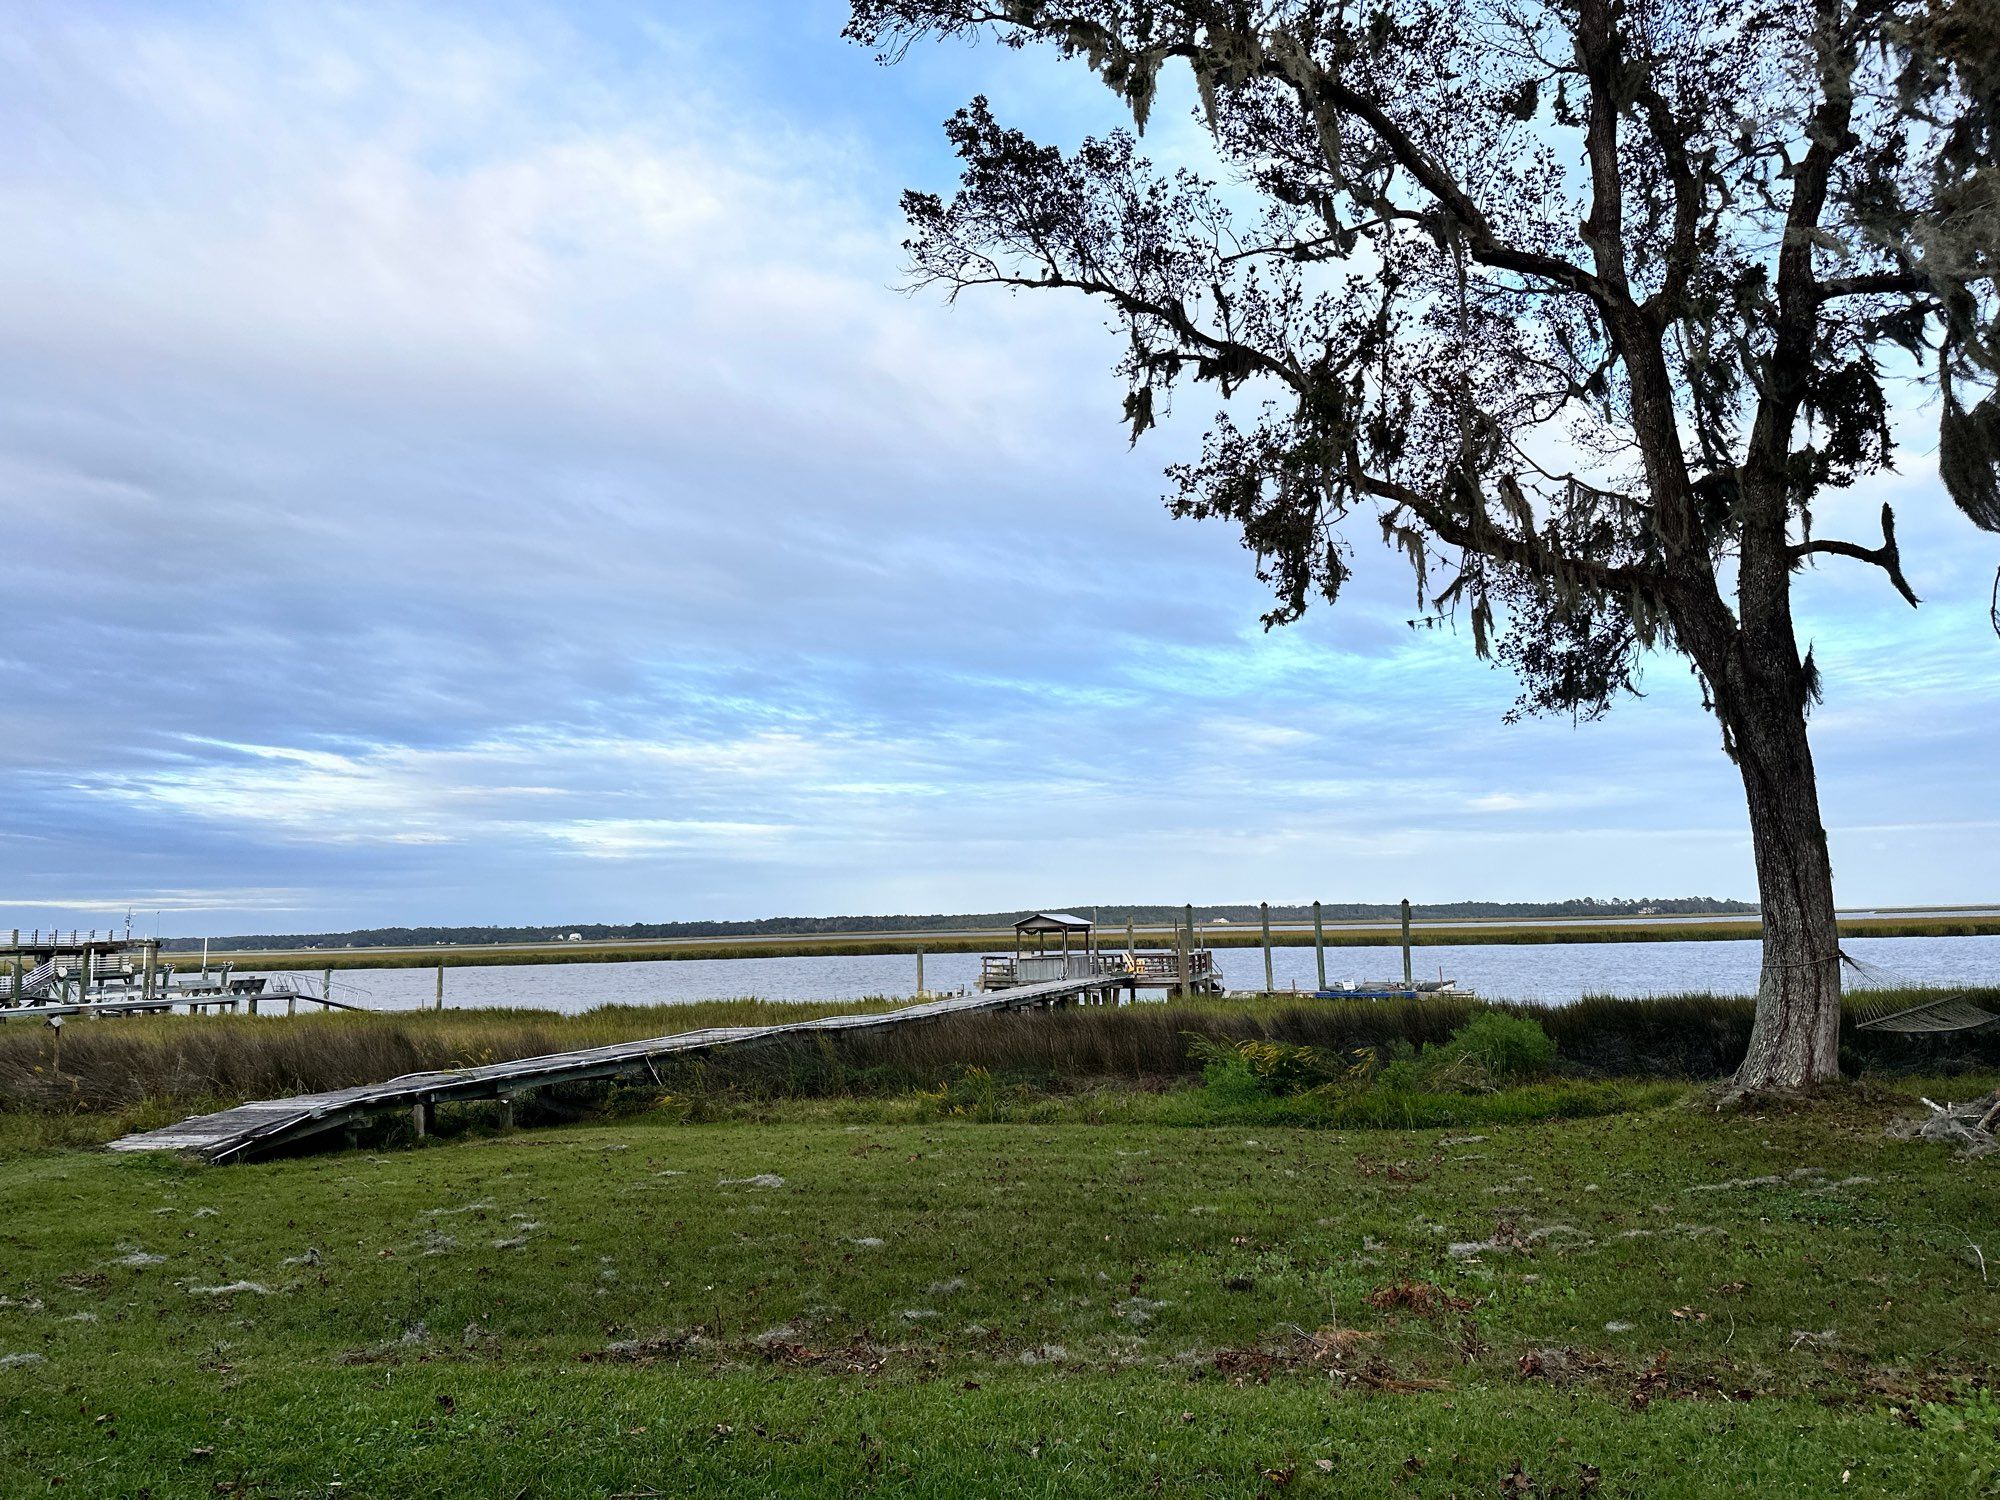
1717,669,1844,1090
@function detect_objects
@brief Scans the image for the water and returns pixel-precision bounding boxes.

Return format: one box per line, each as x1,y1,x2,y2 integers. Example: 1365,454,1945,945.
278,933,2000,1015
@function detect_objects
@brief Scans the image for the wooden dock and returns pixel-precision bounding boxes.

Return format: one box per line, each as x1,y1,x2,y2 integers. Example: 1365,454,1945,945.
0,988,357,1023
108,971,1133,1164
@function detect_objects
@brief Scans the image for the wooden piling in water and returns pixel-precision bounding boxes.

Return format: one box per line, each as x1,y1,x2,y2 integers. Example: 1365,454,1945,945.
435,964,445,1011
1260,902,1274,992
916,946,925,998
1401,898,1413,987
1313,900,1326,992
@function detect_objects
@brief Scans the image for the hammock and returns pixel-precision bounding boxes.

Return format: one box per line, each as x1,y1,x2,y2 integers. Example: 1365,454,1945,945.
1842,952,2000,1034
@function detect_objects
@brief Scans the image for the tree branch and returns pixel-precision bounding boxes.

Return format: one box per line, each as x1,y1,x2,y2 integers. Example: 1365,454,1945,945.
1788,503,1921,605
931,267,1309,394
1815,270,1930,300
1353,470,1676,602
1631,73,1703,325
1292,65,1614,305
1575,0,1633,297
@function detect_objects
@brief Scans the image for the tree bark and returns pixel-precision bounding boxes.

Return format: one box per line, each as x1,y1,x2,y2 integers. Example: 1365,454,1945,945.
1714,661,1844,1090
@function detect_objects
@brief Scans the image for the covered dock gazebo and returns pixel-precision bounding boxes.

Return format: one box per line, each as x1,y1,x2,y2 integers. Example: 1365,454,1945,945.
1012,912,1094,960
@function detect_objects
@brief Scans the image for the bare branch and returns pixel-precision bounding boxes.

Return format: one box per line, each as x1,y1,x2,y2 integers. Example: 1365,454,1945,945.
1815,271,1930,301
1788,503,1921,606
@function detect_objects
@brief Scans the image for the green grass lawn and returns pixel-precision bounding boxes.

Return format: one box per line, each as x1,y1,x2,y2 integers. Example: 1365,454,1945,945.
3,1084,1997,1496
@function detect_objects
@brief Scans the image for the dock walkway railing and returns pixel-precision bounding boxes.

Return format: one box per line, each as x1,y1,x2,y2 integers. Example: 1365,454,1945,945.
979,949,1218,992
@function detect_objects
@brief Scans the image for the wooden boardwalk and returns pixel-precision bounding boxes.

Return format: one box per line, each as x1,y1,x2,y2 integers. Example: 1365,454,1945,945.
108,973,1131,1164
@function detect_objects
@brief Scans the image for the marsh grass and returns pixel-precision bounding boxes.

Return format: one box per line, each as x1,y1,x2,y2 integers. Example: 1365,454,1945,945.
4,988,1994,1151
651,988,2000,1104
197,911,2000,971
0,998,905,1118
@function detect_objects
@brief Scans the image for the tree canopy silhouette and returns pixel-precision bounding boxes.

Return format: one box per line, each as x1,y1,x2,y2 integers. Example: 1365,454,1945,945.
848,0,1999,1089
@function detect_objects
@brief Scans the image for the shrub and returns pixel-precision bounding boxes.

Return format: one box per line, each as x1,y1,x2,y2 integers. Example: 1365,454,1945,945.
1187,1035,1376,1103
1442,1012,1557,1078
1378,1012,1558,1094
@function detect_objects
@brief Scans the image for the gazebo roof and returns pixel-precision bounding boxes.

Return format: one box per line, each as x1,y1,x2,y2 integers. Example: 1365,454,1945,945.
1014,912,1093,934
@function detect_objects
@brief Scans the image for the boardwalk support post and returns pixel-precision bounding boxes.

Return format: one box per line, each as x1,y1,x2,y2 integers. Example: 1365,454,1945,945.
411,1099,434,1139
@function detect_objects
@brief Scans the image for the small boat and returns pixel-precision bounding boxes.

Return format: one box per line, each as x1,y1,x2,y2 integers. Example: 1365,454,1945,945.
1314,978,1465,1001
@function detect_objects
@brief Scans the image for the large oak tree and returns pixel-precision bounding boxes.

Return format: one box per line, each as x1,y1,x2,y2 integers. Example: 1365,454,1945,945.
847,0,1999,1089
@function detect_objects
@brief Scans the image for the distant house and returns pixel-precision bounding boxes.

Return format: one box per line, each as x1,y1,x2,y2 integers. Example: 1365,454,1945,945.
1212,917,1231,925
566,933,584,943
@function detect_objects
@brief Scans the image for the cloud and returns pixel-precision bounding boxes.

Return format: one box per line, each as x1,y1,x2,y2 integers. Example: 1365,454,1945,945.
0,2,1993,932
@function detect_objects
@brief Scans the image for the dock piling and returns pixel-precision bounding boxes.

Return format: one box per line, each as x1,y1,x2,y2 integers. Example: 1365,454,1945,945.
1173,920,1187,999
435,964,445,1011
1260,901,1274,993
1401,898,1413,987
1313,900,1326,992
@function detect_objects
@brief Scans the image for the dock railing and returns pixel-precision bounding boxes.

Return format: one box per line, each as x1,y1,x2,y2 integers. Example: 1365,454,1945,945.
979,949,1216,992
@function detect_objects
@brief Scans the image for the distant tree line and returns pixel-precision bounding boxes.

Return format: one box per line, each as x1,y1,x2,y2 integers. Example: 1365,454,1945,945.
160,896,1756,950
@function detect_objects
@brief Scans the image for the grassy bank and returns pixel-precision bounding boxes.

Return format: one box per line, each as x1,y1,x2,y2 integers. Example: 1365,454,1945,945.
185,911,2000,971
0,999,907,1148
5,991,1997,1153
2,1089,1997,1495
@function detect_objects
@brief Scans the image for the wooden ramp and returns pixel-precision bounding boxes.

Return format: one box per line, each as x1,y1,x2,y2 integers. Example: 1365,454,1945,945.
108,974,1129,1164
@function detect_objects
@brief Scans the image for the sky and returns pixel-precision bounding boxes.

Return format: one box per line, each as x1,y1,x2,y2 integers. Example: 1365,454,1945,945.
1,0,1996,937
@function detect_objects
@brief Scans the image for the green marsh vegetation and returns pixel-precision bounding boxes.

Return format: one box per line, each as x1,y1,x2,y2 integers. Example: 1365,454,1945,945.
4,990,1997,1150
195,910,2000,971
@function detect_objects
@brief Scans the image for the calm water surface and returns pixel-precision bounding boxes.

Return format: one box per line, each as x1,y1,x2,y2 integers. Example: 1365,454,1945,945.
281,934,2000,1015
